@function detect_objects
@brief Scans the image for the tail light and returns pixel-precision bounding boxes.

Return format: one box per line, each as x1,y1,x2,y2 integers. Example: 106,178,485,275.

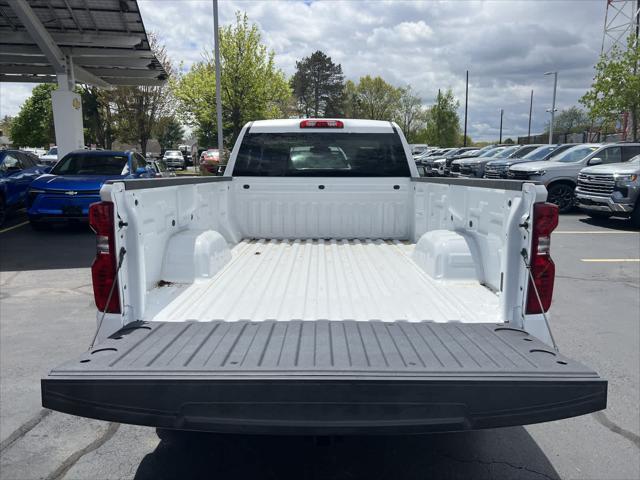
300,119,344,128
89,201,121,313
526,202,558,314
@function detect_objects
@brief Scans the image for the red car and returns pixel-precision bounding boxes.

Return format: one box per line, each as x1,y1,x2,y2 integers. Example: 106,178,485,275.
199,149,221,174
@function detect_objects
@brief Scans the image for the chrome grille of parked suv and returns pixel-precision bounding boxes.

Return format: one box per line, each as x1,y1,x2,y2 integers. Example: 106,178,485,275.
484,165,507,179
577,173,615,196
507,171,531,180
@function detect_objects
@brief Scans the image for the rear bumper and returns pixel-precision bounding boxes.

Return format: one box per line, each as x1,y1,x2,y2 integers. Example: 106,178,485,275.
165,159,185,167
42,320,607,435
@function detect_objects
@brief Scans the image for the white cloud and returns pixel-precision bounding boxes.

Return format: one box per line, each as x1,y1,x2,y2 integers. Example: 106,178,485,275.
0,0,605,140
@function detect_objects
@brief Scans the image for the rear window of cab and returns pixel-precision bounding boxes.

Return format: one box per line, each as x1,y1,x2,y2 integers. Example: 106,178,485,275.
233,132,410,177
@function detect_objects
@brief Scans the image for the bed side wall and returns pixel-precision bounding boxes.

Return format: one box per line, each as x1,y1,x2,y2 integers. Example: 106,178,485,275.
412,180,543,326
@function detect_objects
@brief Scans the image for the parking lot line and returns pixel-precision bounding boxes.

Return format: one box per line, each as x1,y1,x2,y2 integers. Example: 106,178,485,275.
0,221,29,234
555,230,639,234
580,258,640,263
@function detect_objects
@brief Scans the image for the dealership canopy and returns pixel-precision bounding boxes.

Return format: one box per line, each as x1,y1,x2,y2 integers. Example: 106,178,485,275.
0,0,167,86
0,0,168,156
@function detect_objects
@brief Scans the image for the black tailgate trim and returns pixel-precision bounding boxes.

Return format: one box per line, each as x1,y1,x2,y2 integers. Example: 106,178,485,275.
42,321,607,434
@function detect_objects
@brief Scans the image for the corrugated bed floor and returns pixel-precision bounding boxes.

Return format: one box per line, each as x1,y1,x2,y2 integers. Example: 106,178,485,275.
145,239,500,323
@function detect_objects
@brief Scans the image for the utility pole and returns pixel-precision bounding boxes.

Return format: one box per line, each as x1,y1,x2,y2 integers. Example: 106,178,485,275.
544,71,558,144
527,90,533,143
437,88,441,145
213,0,223,158
499,109,504,143
463,70,469,147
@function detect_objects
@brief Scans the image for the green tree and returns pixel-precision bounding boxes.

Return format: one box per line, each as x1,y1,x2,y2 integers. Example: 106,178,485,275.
395,85,428,142
580,34,640,141
9,84,57,148
545,106,589,134
355,75,402,120
109,34,173,154
0,115,13,138
80,86,117,149
423,89,461,147
291,50,344,117
503,137,515,144
342,80,361,118
173,12,291,146
154,116,184,153
458,133,473,146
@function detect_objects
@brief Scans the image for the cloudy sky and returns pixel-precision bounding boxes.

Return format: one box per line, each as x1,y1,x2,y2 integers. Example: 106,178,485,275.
0,0,607,141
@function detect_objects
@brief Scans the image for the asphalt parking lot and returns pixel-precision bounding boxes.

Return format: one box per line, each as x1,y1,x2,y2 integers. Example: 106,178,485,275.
0,210,638,480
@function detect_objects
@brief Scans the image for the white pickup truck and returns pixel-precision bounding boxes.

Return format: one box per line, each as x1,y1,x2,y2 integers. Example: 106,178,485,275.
42,119,606,435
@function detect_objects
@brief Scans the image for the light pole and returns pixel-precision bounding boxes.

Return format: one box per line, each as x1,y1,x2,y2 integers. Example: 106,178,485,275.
499,108,504,143
213,0,223,157
463,70,469,147
544,71,558,144
527,89,533,143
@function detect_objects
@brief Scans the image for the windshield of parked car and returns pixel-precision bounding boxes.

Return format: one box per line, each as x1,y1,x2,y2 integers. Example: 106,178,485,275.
46,147,57,156
473,145,495,155
164,150,182,157
492,146,520,159
550,145,599,163
234,132,410,176
522,145,557,161
51,153,129,175
479,147,506,157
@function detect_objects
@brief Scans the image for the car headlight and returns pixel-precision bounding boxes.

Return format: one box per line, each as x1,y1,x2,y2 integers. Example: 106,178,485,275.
468,163,480,169
27,188,45,207
613,173,638,184
529,170,546,176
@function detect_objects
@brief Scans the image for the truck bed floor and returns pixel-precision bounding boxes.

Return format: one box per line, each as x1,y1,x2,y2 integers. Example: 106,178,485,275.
145,239,499,323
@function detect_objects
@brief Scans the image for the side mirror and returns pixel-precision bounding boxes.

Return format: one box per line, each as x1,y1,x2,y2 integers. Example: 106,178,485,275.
589,157,602,166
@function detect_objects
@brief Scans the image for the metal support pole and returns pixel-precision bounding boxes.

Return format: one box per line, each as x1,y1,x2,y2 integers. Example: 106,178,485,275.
527,90,533,143
499,109,503,143
463,70,468,147
545,71,558,144
213,0,223,156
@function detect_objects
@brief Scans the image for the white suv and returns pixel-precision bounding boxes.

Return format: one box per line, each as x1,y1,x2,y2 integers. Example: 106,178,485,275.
508,143,640,212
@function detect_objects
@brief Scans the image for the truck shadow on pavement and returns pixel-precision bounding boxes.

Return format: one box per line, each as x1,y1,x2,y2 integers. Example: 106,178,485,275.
134,427,559,480
0,220,95,272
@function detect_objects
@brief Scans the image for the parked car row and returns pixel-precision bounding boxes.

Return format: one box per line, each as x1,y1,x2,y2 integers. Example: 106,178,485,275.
415,142,640,224
0,149,169,228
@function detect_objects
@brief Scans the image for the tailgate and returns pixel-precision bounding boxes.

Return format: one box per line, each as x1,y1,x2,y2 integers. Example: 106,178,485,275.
42,320,606,435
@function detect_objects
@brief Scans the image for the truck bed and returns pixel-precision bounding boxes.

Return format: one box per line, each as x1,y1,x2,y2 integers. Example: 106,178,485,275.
144,239,499,323
42,320,607,434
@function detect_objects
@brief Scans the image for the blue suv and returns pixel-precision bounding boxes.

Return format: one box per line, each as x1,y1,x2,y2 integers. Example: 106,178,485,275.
0,150,50,226
27,150,154,229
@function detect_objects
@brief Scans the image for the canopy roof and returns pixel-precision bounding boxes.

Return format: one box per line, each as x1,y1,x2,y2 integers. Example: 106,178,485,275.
0,0,167,86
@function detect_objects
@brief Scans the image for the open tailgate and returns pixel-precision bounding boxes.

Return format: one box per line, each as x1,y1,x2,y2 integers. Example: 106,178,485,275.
42,320,606,435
